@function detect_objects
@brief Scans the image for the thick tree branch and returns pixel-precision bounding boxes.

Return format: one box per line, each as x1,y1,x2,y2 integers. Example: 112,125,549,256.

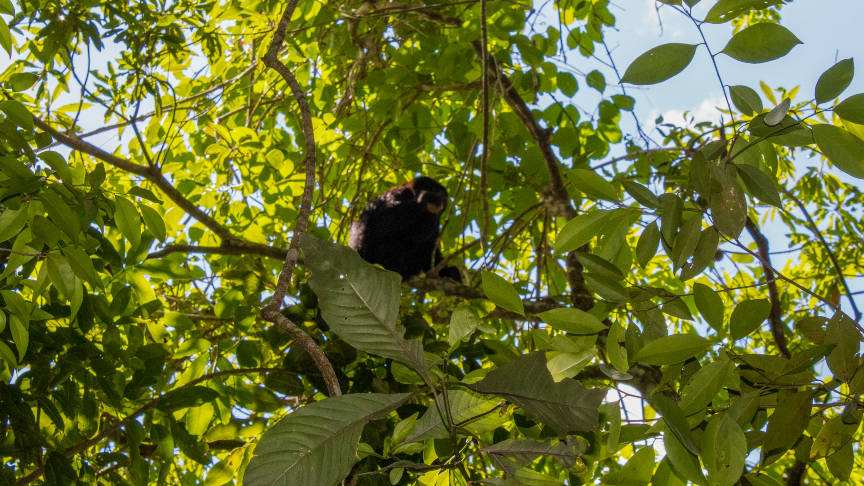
258,0,341,398
745,217,791,358
146,243,288,260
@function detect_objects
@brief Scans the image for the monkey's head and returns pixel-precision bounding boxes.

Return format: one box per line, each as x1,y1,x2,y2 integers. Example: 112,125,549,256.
411,177,449,215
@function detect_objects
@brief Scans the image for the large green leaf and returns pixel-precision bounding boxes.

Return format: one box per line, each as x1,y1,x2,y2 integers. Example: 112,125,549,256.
481,270,525,316
553,210,612,253
761,389,814,466
737,163,782,207
653,395,699,455
303,235,427,374
466,352,606,438
812,124,864,179
720,23,802,64
693,283,724,331
834,93,864,125
702,413,747,486
815,58,854,104
729,299,771,340
620,43,699,85
244,393,412,486
729,85,763,116
679,359,734,415
536,307,606,334
407,390,506,442
114,196,142,249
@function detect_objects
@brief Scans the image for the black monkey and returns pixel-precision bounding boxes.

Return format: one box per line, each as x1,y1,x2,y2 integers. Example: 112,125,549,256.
349,177,462,281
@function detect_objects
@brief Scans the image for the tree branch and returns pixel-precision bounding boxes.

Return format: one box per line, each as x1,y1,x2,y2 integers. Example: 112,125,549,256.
744,217,791,358
146,243,288,260
258,0,341,398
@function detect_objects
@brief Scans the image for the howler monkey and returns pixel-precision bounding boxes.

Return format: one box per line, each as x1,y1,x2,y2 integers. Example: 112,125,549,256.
349,177,462,282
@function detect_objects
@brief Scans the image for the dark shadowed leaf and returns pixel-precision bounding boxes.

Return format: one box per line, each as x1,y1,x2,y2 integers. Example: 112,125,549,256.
156,386,220,412
466,352,606,438
654,395,699,455
479,437,589,469
737,164,782,207
761,389,814,466
303,235,427,373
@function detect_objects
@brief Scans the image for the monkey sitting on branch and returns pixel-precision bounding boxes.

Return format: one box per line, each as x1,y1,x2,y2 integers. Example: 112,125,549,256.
349,177,462,282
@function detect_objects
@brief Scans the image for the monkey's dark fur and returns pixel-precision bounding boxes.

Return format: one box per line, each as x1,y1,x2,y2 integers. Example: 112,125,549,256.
349,177,462,282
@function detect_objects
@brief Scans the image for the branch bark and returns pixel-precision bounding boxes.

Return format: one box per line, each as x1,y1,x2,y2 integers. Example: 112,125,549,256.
745,217,791,358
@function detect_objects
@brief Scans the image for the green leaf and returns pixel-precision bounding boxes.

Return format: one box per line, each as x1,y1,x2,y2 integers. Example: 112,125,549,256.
810,415,859,461
568,168,619,202
0,100,33,131
205,449,243,486
815,58,854,104
662,435,706,486
584,273,630,303
826,441,853,481
0,206,28,243
553,210,611,254
7,73,38,92
622,181,660,208
612,94,635,111
620,43,699,85
702,413,747,486
573,252,624,280
408,390,505,443
653,395,699,455
679,359,734,415
449,302,481,346
128,186,164,204
0,0,13,16
244,393,412,486
39,188,81,240
737,164,782,207
586,70,606,92
174,338,212,359
114,196,143,249
0,341,17,367
62,246,104,291
636,221,661,268
704,0,784,24
0,19,11,57
481,270,525,316
670,215,702,270
303,235,427,373
537,308,606,334
693,283,724,331
761,389,814,466
139,205,167,242
729,299,771,340
557,72,578,97
709,165,747,238
824,312,860,383
720,23,802,64
834,93,864,125
812,124,864,179
9,315,28,360
729,85,763,116
37,151,71,182
659,193,683,243
633,334,711,365
616,446,656,485
466,352,606,438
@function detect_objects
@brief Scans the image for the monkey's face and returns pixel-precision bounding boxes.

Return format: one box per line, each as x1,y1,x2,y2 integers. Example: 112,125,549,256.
418,190,447,214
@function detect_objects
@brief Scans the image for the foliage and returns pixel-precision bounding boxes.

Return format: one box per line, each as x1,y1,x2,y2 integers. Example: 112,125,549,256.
0,0,863,485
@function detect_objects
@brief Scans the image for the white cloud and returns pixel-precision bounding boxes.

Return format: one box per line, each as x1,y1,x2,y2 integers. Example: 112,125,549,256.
644,96,726,131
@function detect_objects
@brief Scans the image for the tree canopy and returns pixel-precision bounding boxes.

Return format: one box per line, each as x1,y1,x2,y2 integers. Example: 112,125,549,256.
1,0,864,485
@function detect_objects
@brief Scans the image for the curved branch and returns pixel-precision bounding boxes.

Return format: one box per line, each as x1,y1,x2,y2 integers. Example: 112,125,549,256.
258,0,341,398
